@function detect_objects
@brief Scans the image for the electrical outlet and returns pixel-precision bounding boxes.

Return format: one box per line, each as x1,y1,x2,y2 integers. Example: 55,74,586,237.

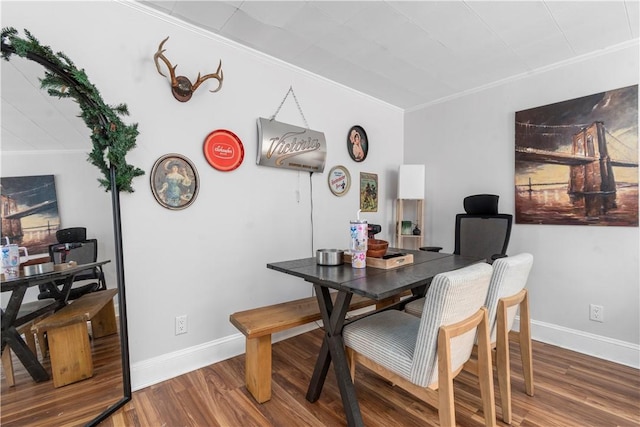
175,315,188,334
589,304,604,322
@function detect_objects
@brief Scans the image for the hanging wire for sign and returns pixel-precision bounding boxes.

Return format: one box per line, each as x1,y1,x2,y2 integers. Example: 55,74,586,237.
270,86,310,129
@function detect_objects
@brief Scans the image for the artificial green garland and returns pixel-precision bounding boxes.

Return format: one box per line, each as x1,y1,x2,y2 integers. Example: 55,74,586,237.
1,27,144,192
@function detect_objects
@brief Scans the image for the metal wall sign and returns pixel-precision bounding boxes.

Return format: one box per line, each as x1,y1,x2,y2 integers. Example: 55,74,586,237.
256,118,326,173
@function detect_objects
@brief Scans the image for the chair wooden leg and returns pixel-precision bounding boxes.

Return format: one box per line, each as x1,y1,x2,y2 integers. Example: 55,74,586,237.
477,309,497,427
496,299,512,424
519,291,534,397
437,324,456,427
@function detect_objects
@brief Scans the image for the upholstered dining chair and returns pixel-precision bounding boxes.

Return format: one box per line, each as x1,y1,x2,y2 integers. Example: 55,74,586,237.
405,253,534,424
343,263,496,427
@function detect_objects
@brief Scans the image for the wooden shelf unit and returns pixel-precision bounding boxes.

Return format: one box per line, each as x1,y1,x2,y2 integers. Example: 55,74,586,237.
396,199,424,250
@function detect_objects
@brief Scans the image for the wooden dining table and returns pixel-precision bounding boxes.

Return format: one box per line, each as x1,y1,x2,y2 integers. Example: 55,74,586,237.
267,249,484,427
1,260,110,382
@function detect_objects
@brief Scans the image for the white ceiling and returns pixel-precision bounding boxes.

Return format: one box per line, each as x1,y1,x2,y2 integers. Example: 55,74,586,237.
1,1,638,152
139,0,639,109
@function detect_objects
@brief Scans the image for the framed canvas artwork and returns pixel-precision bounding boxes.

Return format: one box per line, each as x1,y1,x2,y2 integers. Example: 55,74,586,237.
0,174,61,256
515,85,638,226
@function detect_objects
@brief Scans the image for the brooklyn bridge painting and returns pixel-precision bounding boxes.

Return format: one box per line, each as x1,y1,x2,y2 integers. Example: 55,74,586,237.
515,85,638,227
1,175,61,255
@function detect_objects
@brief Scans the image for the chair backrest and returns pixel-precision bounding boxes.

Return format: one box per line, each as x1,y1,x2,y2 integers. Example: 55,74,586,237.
454,213,513,262
49,239,99,280
56,227,87,243
49,239,97,264
454,194,512,263
410,262,493,387
463,194,499,215
485,253,534,342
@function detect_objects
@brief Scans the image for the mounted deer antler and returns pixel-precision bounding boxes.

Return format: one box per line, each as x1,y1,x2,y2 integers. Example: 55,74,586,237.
154,36,224,102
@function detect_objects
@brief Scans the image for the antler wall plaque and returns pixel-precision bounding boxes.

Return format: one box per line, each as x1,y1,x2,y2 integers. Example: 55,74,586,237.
154,36,224,102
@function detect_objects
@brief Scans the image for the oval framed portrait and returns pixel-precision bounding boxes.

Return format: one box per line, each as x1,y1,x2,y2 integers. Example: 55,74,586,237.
150,153,199,210
346,125,368,162
328,165,351,196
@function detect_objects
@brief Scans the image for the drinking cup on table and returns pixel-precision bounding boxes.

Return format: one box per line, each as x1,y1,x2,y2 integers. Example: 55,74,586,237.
1,243,21,279
351,251,366,268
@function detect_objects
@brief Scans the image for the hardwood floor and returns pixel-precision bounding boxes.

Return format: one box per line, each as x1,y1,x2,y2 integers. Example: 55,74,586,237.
1,329,124,427
3,329,639,426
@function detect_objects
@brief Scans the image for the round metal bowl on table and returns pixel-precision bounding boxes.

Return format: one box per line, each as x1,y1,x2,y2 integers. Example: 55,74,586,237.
22,262,54,276
316,249,344,266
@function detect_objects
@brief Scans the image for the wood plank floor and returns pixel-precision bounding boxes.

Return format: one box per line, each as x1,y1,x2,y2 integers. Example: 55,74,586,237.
3,329,639,426
1,327,124,427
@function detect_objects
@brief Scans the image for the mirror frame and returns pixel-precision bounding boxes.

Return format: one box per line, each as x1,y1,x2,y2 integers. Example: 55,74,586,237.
1,36,132,425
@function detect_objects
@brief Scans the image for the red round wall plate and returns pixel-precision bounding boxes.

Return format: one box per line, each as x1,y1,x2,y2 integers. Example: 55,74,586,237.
203,129,244,171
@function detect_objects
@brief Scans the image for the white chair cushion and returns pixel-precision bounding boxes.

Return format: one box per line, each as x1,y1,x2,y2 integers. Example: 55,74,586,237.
485,253,533,342
343,310,420,381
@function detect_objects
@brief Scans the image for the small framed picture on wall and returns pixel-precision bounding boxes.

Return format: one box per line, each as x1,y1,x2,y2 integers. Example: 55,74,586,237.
328,165,351,196
347,125,368,162
150,153,199,210
359,172,378,212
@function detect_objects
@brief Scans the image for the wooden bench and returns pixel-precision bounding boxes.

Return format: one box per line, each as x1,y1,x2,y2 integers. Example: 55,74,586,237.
230,292,409,403
31,288,118,387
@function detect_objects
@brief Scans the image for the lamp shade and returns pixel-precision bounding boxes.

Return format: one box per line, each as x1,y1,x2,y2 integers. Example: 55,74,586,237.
398,165,425,199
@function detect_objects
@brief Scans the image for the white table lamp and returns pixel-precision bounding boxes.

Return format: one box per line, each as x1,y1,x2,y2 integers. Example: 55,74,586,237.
398,165,425,199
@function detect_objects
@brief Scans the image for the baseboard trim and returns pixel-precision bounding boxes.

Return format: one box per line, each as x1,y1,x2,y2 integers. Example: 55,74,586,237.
132,317,639,391
515,316,639,369
130,323,319,391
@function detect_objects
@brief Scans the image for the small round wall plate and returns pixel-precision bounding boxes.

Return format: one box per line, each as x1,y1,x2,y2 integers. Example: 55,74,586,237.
328,165,351,196
347,125,368,162
203,129,244,171
150,153,199,210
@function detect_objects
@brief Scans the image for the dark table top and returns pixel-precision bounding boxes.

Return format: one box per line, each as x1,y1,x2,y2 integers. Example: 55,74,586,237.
1,260,111,292
267,249,483,300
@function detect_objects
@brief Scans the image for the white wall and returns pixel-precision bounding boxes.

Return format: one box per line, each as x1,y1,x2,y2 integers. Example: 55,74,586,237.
4,1,637,393
405,42,639,367
1,1,404,389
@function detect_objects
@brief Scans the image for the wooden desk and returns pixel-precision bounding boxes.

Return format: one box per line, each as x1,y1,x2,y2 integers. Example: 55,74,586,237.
267,249,483,427
1,260,110,382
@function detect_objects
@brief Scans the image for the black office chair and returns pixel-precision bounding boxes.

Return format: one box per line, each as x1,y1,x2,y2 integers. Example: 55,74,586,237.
420,194,513,263
37,227,106,301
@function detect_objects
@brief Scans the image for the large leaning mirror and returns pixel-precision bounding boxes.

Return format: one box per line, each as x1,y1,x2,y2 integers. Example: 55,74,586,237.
1,29,139,426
